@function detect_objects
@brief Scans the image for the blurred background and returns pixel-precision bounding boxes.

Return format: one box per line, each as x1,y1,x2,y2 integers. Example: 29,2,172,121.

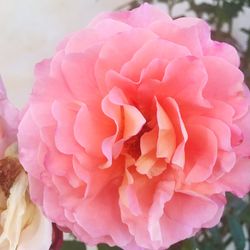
0,0,249,249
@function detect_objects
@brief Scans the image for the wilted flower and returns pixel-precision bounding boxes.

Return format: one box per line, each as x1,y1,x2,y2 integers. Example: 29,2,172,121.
0,77,52,250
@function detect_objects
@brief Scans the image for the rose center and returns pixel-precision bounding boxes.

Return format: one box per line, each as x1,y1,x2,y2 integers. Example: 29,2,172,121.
123,124,151,160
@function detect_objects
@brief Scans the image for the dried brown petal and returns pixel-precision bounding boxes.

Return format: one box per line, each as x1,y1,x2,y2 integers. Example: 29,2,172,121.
0,157,22,197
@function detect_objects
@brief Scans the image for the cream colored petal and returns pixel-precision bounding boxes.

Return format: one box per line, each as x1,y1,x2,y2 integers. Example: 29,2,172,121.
0,171,52,250
0,172,27,250
17,207,52,250
4,143,18,158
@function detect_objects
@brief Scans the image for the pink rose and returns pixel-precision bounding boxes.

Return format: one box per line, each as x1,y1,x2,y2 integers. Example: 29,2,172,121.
0,77,19,157
18,4,250,250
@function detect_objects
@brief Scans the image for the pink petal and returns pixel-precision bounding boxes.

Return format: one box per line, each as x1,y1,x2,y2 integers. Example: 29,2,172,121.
156,99,176,160
187,116,232,151
220,158,250,197
163,57,210,108
162,98,188,168
95,28,156,94
61,51,101,104
204,41,240,67
185,124,217,183
65,29,101,54
51,100,83,155
234,107,250,157
150,17,210,57
123,104,146,140
74,104,115,157
120,39,190,82
203,56,246,119
164,191,225,229
90,3,170,28
74,164,132,247
18,109,45,177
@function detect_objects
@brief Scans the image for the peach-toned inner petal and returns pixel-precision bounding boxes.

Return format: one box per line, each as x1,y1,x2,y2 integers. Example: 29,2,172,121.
156,99,176,160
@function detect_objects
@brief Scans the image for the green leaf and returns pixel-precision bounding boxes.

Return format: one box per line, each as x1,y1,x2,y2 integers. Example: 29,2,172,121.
202,244,214,250
226,193,248,215
180,238,198,250
61,241,86,250
240,204,250,223
209,226,224,249
97,243,122,250
227,215,246,250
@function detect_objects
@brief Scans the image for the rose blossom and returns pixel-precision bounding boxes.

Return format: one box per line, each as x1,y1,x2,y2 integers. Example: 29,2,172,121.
18,4,250,250
0,77,52,250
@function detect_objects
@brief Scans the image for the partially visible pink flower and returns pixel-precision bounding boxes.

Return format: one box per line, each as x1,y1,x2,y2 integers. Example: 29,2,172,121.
0,77,19,157
18,4,250,250
0,77,52,250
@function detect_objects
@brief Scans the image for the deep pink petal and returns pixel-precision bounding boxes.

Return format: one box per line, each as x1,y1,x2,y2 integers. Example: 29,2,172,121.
185,125,217,183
